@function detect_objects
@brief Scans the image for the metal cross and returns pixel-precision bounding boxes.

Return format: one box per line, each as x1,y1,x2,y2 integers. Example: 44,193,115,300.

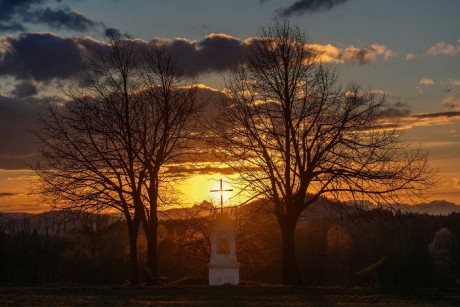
210,178,233,212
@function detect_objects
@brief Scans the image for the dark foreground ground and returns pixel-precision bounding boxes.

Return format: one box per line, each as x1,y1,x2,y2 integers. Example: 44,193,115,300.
1,284,459,306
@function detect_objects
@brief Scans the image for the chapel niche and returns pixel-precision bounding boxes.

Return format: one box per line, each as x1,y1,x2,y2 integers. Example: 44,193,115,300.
217,231,230,255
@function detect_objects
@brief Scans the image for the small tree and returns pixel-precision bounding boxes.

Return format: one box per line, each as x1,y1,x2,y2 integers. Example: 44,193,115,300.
327,224,351,285
429,228,458,289
212,19,435,284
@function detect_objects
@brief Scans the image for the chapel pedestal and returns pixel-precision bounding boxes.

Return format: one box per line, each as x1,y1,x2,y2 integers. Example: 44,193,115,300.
208,212,239,285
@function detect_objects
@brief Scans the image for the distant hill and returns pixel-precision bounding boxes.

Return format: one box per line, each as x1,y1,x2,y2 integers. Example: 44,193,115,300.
406,200,460,215
159,200,215,220
158,198,460,221
2,200,460,221
299,199,460,217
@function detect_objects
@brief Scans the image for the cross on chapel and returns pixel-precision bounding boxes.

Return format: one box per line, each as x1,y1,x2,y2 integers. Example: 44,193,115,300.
210,178,233,212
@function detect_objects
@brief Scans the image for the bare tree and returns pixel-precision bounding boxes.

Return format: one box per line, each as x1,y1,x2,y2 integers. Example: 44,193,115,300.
137,44,202,278
212,20,435,285
34,38,145,284
34,39,201,283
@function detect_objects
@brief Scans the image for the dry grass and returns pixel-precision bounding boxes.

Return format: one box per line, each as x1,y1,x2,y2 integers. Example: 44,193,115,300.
0,284,459,306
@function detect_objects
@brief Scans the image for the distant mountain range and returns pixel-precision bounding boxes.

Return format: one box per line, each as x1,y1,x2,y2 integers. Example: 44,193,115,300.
2,200,460,221
159,199,460,221
302,199,460,218
406,200,460,215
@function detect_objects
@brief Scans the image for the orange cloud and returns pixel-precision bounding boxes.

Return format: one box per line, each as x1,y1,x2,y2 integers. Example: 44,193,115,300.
442,90,460,110
426,41,460,56
376,111,460,131
406,52,416,60
419,78,434,86
442,79,460,110
309,43,396,64
308,43,341,62
407,40,460,60
399,111,460,129
453,178,460,189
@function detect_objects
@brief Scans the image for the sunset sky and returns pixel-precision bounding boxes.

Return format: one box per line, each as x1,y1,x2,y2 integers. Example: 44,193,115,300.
0,0,459,212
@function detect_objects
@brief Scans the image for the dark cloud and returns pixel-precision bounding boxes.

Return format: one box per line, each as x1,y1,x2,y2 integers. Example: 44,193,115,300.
0,0,45,21
0,33,246,81
165,34,247,76
410,111,460,119
387,111,460,131
27,7,100,32
379,102,411,119
0,192,17,197
105,28,122,39
165,165,237,176
0,91,69,169
0,0,121,35
0,94,54,161
347,49,371,65
198,34,246,71
0,83,223,170
0,22,26,32
275,0,349,16
0,32,106,81
0,32,392,84
11,80,38,98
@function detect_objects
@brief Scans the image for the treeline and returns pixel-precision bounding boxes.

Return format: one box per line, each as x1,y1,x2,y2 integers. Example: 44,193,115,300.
0,207,459,287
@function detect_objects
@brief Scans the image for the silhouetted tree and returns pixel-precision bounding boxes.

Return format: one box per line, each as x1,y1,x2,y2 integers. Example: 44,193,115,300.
212,19,435,284
34,38,145,284
327,224,351,284
429,228,458,289
137,44,201,278
33,38,201,283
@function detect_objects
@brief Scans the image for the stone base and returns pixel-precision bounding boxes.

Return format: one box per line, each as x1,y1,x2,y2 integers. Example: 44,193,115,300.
208,266,239,285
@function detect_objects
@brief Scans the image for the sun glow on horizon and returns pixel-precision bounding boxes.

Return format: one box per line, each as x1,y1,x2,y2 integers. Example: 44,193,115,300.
178,173,249,209
209,178,233,205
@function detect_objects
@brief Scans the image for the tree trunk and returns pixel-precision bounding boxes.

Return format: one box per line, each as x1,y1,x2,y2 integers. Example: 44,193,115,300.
281,222,302,285
143,215,158,284
127,220,140,285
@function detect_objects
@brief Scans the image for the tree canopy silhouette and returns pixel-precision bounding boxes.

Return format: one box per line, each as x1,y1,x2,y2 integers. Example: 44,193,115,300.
212,19,435,285
33,38,201,284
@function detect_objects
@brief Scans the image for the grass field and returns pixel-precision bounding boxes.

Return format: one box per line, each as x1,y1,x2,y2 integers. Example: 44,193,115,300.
1,284,459,306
